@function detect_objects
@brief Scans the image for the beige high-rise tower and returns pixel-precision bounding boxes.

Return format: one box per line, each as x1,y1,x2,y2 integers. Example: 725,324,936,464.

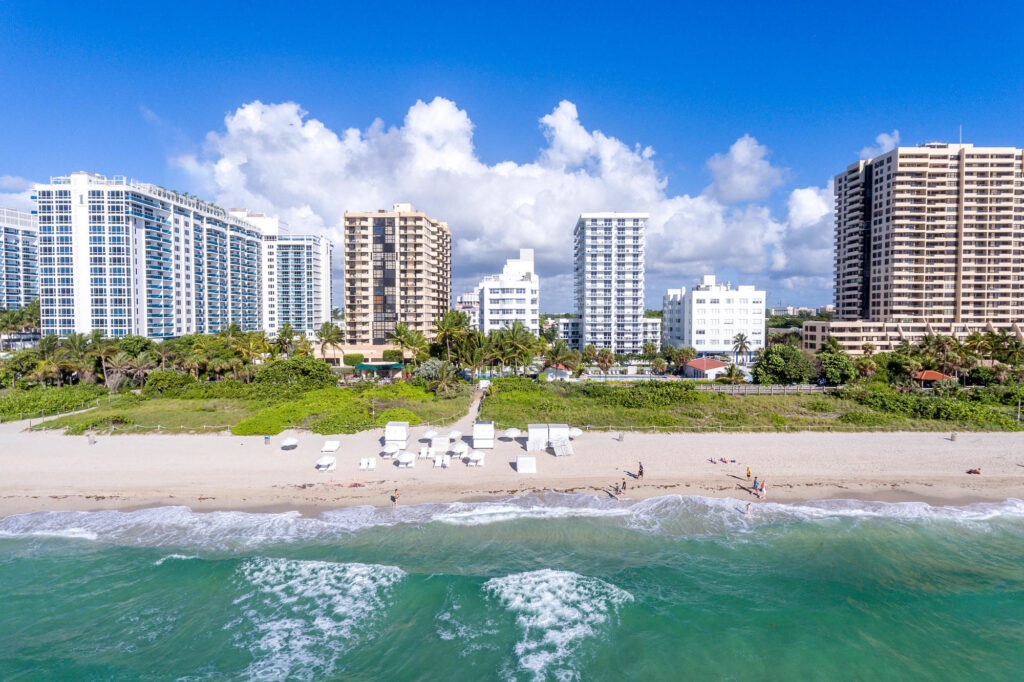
342,203,451,346
804,143,1024,353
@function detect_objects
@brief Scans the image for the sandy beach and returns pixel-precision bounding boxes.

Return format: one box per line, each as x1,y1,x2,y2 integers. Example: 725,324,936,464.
2,403,1023,517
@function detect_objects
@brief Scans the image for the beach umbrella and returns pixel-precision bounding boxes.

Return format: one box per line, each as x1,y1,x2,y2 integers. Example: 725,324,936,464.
446,429,463,441
503,428,521,438
423,429,438,439
452,441,470,454
468,450,484,462
397,451,415,464
568,427,583,438
382,443,400,455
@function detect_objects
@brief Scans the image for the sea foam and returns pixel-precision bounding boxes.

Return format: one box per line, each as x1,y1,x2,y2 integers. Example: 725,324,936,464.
485,569,633,680
0,493,1021,550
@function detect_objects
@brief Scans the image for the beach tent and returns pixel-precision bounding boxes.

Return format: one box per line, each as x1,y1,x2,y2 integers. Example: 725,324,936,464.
384,421,410,449
526,424,549,452
430,436,450,457
281,437,299,450
516,455,537,474
472,421,495,449
320,440,340,453
315,455,337,472
548,424,569,444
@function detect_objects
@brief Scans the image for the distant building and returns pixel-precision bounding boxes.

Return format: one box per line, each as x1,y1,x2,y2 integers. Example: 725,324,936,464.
35,172,263,338
572,212,650,354
233,210,332,340
662,275,765,356
0,208,38,310
684,357,730,380
476,248,539,334
556,317,582,348
455,291,480,328
342,203,451,345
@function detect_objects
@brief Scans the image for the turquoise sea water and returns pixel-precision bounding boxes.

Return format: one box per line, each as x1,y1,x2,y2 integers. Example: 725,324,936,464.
1,493,1023,681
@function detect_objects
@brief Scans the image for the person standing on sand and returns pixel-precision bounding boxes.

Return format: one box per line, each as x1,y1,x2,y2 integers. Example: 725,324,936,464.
614,483,621,496
621,479,627,492
760,480,767,500
751,477,759,498
638,462,644,480
746,466,751,481
392,489,399,507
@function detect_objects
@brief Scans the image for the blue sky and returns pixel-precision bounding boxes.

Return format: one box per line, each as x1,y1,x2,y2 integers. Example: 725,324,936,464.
3,1,1024,311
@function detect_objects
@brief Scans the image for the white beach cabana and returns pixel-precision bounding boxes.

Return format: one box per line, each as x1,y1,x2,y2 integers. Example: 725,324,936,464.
320,440,340,453
516,455,537,473
384,421,410,449
281,437,299,450
472,421,495,449
315,455,336,472
548,423,569,444
526,424,549,452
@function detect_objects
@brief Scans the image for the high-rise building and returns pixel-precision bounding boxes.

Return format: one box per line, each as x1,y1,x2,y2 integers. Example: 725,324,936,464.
342,203,451,345
455,291,479,328
0,208,38,309
571,212,650,354
476,248,540,334
232,210,332,339
34,172,263,338
663,275,765,356
805,143,1024,353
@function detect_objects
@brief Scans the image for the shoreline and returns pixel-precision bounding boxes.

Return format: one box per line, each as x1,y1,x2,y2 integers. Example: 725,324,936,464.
2,414,1022,518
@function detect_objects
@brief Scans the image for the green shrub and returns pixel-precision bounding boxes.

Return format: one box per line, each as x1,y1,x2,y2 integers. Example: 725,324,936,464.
806,399,833,413
62,414,136,435
373,407,423,427
838,411,895,426
382,350,404,362
0,384,109,418
837,386,1019,430
343,353,365,367
751,344,816,385
253,356,337,389
142,370,197,397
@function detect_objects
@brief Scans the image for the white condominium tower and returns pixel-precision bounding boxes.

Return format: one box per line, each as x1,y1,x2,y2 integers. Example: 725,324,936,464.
232,210,333,339
663,275,765,354
835,143,1024,325
572,212,651,354
454,291,480,328
476,248,540,334
0,208,38,309
342,203,451,345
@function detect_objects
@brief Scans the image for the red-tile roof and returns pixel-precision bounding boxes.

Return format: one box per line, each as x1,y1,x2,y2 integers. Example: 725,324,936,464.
548,364,571,371
687,358,729,371
913,370,953,381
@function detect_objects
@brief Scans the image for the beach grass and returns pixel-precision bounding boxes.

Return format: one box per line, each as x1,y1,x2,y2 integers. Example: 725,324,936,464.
32,396,257,434
479,380,1012,432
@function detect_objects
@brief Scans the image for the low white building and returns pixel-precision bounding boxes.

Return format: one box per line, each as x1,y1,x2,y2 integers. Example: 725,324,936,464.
663,275,765,358
455,291,480,328
476,248,539,334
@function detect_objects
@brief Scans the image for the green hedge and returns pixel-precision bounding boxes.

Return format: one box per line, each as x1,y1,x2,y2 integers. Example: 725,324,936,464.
838,386,1019,430
0,384,110,418
342,353,365,367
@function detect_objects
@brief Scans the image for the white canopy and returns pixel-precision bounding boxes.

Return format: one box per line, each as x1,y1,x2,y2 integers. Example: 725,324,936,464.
446,429,463,441
503,427,522,438
281,437,299,448
422,429,439,439
321,440,340,453
468,450,484,462
382,443,400,454
452,441,470,454
396,451,415,464
430,436,450,452
568,427,583,438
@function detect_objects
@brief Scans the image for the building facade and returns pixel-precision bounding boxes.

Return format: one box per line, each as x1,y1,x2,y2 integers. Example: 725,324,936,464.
342,203,451,345
455,291,480,328
572,212,650,354
34,172,263,338
476,248,540,334
233,210,332,339
0,208,38,309
663,275,765,356
808,142,1024,353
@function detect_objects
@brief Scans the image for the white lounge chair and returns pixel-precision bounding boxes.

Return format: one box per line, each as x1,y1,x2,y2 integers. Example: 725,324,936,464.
320,440,340,453
442,454,452,468
366,458,376,471
358,458,368,471
281,437,299,450
316,455,336,472
419,446,431,459
433,455,444,468
551,439,574,457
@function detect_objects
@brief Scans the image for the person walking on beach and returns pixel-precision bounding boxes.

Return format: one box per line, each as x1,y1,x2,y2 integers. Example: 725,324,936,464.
638,462,644,480
751,477,759,498
746,466,751,481
760,480,767,500
621,479,627,492
614,482,621,496
392,488,399,507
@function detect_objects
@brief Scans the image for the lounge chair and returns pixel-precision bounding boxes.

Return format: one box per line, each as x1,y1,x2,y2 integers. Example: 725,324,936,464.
419,446,431,459
442,454,452,468
358,458,368,471
367,458,376,471
433,455,444,468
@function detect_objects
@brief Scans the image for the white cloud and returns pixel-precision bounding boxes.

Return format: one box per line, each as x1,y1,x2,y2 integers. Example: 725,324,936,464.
704,134,785,202
859,129,900,160
180,98,834,308
0,175,37,212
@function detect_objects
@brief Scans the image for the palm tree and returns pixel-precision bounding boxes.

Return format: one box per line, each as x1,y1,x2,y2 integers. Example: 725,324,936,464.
151,342,177,370
716,363,746,384
128,351,157,385
314,321,344,358
434,310,471,363
331,306,344,322
651,357,668,374
89,338,119,387
854,355,876,380
276,323,297,357
582,344,597,363
544,339,574,368
596,348,615,374
861,342,875,357
428,361,460,396
107,351,134,389
504,321,536,375
391,322,427,368
819,335,842,355
642,341,657,359
731,333,751,364
671,346,697,372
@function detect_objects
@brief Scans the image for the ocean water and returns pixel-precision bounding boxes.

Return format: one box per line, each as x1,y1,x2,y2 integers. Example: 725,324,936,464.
1,493,1023,681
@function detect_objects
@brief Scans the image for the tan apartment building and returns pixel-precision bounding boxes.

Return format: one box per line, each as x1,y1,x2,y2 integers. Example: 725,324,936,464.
342,203,451,346
805,143,1024,354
